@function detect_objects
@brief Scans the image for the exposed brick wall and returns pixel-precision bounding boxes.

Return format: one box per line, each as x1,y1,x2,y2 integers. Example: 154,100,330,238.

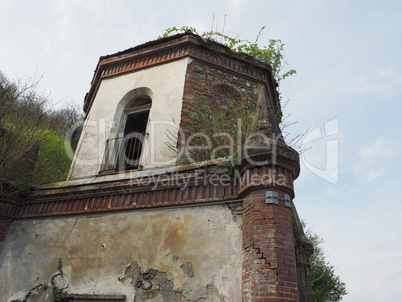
242,188,299,301
180,58,261,136
181,53,311,301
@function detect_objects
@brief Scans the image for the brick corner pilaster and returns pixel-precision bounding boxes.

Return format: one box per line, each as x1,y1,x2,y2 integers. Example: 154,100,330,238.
238,149,301,302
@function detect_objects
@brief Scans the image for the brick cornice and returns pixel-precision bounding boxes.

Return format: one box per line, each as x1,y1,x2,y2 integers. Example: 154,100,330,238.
15,170,238,219
236,143,300,198
236,164,296,198
84,32,279,115
0,199,18,219
11,144,301,219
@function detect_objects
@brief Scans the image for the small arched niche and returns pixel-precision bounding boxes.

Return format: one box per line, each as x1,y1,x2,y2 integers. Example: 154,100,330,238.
212,84,241,107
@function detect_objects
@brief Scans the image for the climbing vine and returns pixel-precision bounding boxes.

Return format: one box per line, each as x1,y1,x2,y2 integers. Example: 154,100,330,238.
159,26,296,83
51,258,69,302
11,258,69,302
165,94,258,171
161,25,309,155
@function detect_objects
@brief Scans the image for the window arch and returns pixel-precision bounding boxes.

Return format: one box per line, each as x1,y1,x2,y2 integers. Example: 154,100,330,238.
100,93,152,174
120,96,151,170
212,84,241,107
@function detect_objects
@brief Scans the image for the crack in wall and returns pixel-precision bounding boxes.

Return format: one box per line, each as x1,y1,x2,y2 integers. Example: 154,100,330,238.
92,242,106,294
61,218,78,250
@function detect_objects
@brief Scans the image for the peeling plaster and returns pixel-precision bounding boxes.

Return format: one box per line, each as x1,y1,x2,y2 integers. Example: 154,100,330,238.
0,205,242,302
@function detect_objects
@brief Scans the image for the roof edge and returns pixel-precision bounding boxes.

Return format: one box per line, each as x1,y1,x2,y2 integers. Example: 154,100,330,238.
83,31,279,115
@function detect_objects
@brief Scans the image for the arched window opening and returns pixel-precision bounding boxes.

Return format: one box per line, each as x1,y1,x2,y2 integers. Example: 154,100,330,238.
100,96,151,174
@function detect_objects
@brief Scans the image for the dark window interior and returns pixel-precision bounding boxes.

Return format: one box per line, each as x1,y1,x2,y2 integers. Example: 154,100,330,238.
122,110,149,169
124,110,149,135
99,96,152,174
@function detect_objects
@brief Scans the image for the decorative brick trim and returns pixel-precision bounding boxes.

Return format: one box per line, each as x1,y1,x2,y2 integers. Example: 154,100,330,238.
100,46,190,79
84,33,280,115
237,164,296,197
16,173,238,219
187,45,268,82
0,199,18,219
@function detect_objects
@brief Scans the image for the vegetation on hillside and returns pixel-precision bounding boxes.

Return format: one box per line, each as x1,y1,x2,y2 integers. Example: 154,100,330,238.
304,223,348,301
0,71,82,201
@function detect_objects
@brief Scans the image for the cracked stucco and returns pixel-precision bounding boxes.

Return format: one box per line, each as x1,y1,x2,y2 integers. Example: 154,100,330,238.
0,204,242,302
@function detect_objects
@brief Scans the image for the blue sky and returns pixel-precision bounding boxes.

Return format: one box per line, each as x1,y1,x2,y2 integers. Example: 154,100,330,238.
1,0,402,301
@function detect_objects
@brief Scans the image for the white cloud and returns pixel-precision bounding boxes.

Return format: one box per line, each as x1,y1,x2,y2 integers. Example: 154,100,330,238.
355,137,394,181
358,137,394,161
366,167,387,181
42,36,51,54
324,183,349,197
380,65,402,83
346,72,390,95
224,0,246,18
343,65,402,97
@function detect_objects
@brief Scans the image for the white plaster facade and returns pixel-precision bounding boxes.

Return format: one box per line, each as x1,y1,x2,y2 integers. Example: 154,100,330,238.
0,205,242,302
68,58,191,180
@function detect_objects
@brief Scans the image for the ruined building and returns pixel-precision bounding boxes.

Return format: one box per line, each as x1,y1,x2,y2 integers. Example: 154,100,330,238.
0,32,313,301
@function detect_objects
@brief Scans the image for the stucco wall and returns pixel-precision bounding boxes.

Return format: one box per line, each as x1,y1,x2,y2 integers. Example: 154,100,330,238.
0,204,242,302
69,58,190,180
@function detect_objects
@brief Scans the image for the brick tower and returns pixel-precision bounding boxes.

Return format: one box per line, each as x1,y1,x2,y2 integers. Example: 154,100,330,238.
0,32,312,302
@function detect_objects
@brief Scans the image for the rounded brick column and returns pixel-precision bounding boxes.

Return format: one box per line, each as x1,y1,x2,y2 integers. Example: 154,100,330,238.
238,144,301,301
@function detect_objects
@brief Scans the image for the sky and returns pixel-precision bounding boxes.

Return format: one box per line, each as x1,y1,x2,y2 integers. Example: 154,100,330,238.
1,0,402,301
